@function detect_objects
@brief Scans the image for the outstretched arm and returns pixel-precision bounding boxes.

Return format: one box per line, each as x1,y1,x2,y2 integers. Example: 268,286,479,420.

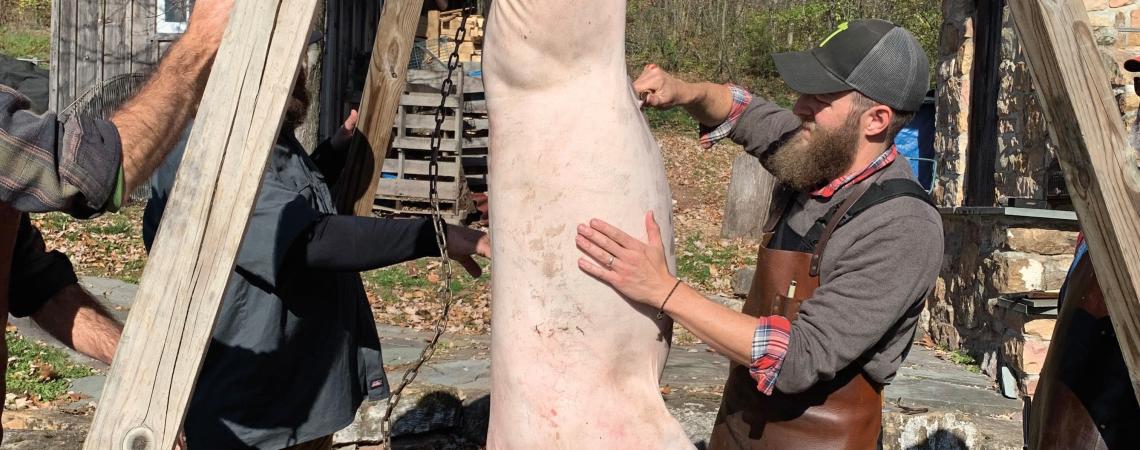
112,0,235,194
575,212,755,364
632,64,734,127
31,285,122,365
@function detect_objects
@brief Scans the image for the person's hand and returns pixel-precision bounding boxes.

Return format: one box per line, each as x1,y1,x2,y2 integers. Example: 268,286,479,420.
470,192,489,224
576,211,676,306
329,109,359,148
444,224,491,277
633,64,689,110
185,0,236,50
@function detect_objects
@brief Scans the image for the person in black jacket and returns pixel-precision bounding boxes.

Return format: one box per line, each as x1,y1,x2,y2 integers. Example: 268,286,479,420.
142,62,489,449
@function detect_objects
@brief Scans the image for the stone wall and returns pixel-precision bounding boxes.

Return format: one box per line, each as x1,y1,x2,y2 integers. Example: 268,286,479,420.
935,1,1134,208
933,0,974,207
921,213,1077,396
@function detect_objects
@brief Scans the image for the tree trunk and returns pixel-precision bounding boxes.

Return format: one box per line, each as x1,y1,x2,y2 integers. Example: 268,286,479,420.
721,152,777,239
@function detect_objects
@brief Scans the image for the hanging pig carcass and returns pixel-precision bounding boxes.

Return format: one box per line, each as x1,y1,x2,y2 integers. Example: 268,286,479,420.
483,1,695,448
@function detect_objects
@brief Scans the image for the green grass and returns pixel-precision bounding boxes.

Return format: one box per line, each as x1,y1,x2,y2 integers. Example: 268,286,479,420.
0,25,50,63
644,107,700,132
5,332,96,401
88,215,136,236
942,347,982,374
362,258,489,300
676,233,742,286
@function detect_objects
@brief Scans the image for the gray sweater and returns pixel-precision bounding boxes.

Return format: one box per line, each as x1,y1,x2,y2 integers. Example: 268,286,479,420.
728,97,944,394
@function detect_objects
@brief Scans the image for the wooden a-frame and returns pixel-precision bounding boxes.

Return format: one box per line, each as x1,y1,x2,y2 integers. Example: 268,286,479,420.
1008,0,1140,403
83,0,429,447
83,1,321,448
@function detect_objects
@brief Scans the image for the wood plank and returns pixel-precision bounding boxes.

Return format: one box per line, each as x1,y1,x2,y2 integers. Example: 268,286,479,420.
83,1,320,448
400,113,461,131
376,178,462,200
401,92,461,108
393,135,488,150
131,0,158,74
965,0,1002,207
398,113,488,131
380,158,461,177
48,0,62,110
332,0,428,216
464,99,487,114
720,153,777,239
54,0,78,109
75,0,102,104
1008,0,1140,402
406,64,485,93
103,0,131,81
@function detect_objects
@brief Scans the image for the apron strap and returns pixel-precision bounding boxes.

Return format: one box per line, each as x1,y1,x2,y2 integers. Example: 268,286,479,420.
763,185,792,234
808,171,884,277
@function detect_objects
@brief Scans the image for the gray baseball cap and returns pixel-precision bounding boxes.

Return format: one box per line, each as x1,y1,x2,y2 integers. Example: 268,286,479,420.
772,19,929,112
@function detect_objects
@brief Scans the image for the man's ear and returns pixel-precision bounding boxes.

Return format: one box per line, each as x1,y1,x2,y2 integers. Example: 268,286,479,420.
863,104,892,139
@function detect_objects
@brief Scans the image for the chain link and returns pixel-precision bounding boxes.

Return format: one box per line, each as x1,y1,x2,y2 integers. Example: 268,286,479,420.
374,3,473,448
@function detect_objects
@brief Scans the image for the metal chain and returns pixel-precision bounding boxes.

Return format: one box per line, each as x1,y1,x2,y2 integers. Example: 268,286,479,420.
376,3,473,448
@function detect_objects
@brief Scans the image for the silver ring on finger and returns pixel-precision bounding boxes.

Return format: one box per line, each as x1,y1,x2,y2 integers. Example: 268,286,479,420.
606,254,615,270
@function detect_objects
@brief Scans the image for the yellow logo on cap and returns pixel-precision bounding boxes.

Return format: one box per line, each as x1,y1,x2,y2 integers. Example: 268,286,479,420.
820,22,849,47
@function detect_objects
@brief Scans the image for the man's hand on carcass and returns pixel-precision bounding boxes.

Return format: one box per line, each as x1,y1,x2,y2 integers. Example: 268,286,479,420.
633,64,691,110
445,224,491,278
575,212,677,306
633,64,735,127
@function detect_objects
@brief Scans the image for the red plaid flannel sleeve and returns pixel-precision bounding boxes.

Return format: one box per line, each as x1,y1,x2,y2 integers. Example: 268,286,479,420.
749,315,792,395
698,83,752,149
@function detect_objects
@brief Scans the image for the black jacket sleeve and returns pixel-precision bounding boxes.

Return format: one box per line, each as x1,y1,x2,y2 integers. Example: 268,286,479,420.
294,214,441,272
8,214,79,317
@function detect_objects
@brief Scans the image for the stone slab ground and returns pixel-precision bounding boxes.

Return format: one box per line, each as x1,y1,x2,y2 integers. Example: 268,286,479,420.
2,278,1023,449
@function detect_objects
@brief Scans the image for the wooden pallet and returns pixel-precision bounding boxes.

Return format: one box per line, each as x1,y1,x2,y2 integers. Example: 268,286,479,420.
374,63,489,220
423,9,484,62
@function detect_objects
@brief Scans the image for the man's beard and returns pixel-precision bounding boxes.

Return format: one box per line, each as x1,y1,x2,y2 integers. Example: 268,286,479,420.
760,114,859,192
283,69,310,131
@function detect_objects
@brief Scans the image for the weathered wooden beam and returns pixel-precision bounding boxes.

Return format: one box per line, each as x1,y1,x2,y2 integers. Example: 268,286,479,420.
333,0,426,216
83,1,320,448
1007,0,1140,402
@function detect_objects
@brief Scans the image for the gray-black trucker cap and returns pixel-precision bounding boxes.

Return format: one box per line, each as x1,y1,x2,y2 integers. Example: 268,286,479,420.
772,19,929,112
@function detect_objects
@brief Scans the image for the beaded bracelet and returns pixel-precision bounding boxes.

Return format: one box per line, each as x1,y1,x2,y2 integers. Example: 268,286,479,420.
656,279,683,320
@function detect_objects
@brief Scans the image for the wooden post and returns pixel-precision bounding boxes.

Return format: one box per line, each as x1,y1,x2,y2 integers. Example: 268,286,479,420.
333,0,426,216
1007,0,1140,402
721,153,778,239
83,1,320,448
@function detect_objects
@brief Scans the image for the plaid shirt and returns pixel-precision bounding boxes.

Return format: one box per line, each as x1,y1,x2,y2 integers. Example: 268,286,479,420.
698,84,752,149
810,145,898,198
0,85,123,218
703,85,900,395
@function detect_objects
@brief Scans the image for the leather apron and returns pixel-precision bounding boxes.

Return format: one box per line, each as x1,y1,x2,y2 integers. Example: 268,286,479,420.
709,180,883,450
1027,253,1139,449
0,204,23,443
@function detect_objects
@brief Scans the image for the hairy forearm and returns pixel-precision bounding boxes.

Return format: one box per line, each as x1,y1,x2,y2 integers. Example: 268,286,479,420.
664,284,755,366
680,82,734,128
31,284,122,365
111,31,219,194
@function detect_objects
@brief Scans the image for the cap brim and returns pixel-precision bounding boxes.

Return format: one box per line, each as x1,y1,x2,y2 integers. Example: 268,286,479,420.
772,50,853,95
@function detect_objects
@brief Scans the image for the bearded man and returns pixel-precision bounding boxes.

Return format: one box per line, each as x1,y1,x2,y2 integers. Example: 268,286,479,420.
575,19,943,448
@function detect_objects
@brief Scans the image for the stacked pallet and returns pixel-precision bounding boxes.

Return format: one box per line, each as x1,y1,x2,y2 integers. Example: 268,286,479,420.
373,62,489,222
420,9,485,62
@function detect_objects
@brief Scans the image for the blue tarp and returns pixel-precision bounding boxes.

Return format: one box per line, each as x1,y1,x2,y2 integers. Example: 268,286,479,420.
894,97,936,191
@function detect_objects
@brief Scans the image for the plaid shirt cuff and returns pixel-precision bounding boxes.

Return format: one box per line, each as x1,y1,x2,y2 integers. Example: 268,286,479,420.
749,315,792,395
698,83,752,149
